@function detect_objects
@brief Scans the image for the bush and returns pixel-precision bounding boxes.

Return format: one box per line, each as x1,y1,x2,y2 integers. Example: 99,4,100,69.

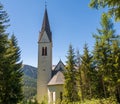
61,97,117,104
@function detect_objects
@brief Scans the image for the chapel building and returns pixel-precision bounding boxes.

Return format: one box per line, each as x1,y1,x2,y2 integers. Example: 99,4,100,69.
37,8,65,103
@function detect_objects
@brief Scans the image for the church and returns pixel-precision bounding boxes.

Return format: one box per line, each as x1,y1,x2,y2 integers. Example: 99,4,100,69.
37,7,65,103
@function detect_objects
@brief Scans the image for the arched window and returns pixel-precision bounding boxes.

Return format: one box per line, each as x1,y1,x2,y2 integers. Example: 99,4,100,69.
42,47,47,56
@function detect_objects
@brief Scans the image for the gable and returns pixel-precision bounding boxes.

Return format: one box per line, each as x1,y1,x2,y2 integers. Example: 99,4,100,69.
39,31,50,42
54,60,65,72
52,60,65,77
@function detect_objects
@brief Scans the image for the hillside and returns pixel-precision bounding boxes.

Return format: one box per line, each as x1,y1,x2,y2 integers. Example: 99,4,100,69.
21,65,37,100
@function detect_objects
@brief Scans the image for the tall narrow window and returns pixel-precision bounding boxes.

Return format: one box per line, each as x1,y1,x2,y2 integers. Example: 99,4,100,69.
45,47,47,56
60,92,63,101
50,92,53,103
42,47,47,56
42,47,44,56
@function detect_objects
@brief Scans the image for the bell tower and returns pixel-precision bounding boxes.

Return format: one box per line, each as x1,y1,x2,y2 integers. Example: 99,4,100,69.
37,8,52,102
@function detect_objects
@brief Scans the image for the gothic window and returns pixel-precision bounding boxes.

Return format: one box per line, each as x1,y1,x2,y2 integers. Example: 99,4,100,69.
42,47,47,56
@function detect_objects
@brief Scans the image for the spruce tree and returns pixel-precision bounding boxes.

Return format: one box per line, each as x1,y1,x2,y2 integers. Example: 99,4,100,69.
89,0,120,21
93,13,118,98
9,35,23,103
0,30,23,104
80,44,93,99
0,2,9,63
63,44,79,103
0,2,10,103
0,2,23,104
76,50,84,101
110,41,120,102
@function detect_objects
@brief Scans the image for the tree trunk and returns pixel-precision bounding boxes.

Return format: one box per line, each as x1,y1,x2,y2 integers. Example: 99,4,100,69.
102,75,107,98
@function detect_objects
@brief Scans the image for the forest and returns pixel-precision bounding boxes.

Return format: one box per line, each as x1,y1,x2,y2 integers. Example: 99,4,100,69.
63,13,120,104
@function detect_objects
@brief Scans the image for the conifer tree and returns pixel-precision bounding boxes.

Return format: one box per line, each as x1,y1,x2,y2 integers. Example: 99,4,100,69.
9,35,23,103
76,50,84,101
64,44,79,103
1,35,23,104
0,2,10,103
80,44,93,99
0,2,9,64
89,0,120,21
0,2,23,104
110,41,120,103
93,13,118,98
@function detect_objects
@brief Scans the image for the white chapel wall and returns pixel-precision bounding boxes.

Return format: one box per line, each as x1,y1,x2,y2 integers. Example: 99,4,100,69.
48,85,63,103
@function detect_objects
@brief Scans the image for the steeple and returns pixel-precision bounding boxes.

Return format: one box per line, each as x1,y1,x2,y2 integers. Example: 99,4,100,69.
39,8,52,42
37,7,52,102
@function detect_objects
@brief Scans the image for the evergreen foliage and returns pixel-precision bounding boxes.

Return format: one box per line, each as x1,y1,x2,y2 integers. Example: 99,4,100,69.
63,44,79,103
92,13,120,100
76,50,84,101
1,1,120,103
80,44,93,99
0,2,23,104
63,13,120,103
92,13,116,98
0,2,10,103
89,0,120,21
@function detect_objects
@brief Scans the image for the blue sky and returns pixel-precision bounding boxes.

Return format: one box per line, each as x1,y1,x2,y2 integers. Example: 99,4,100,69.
2,0,120,67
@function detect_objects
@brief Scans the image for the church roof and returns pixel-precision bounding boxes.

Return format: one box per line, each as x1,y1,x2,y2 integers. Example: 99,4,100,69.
48,71,65,86
39,8,52,42
52,60,65,77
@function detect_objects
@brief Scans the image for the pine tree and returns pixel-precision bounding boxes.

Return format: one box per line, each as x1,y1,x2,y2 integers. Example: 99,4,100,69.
110,41,120,103
63,44,79,103
0,2,10,103
0,2,9,63
0,35,23,104
93,13,118,98
89,0,120,21
0,2,23,104
9,35,23,103
76,50,84,101
80,44,93,99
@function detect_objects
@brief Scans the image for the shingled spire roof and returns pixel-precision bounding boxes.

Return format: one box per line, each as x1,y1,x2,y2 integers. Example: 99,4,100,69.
39,8,52,42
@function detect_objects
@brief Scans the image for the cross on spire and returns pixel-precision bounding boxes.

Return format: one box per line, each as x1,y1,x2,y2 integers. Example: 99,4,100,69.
39,3,52,42
45,0,47,8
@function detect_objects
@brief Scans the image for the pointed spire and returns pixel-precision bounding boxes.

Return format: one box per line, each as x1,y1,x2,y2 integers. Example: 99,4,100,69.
39,7,52,42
